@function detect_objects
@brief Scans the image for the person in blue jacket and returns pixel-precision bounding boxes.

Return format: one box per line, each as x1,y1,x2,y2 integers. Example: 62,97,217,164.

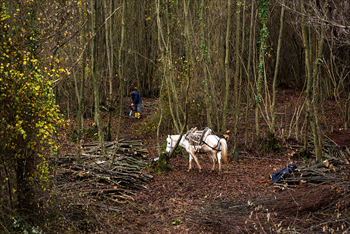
130,88,142,118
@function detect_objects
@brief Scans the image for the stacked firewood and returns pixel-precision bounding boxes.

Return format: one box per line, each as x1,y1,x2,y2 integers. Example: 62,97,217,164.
280,136,350,185
54,140,152,204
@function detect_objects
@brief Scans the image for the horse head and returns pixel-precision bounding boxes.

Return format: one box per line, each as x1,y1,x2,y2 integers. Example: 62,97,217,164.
166,135,173,153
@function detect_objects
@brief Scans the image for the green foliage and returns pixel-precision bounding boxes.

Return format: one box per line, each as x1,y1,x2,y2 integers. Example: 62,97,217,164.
171,218,182,226
148,152,172,175
300,148,311,159
133,103,173,136
134,115,158,136
148,139,184,174
85,125,98,138
316,57,323,65
93,134,99,141
77,125,110,142
0,1,63,210
259,132,282,155
148,161,156,172
70,125,78,143
157,152,172,174
12,218,44,234
258,0,270,23
232,151,240,160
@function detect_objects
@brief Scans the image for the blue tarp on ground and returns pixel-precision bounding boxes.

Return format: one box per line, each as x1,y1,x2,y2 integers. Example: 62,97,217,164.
272,164,298,183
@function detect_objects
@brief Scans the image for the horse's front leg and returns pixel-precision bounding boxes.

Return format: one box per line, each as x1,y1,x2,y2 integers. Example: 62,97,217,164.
191,152,202,172
188,154,193,172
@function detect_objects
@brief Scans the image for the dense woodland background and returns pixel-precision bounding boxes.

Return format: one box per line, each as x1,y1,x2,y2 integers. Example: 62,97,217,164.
1,0,350,233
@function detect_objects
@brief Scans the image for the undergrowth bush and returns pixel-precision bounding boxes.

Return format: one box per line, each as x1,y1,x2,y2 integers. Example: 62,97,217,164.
0,181,115,233
133,109,173,136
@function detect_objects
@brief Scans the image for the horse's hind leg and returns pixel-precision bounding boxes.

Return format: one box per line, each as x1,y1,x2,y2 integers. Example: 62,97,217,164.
210,152,216,173
217,152,222,174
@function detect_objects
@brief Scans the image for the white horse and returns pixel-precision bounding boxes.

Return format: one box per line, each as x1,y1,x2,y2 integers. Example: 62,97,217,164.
166,134,228,174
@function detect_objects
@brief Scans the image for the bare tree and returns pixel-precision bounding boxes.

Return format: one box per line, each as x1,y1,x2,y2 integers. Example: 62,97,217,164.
91,0,106,157
103,0,114,141
301,0,322,161
200,0,213,130
222,0,232,133
271,1,285,134
110,0,126,168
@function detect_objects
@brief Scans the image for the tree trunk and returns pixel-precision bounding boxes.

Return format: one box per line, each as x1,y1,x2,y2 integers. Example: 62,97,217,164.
71,39,81,162
164,4,180,133
222,0,232,133
200,0,213,130
91,0,106,157
103,0,113,141
233,0,241,152
155,0,167,156
271,2,285,134
320,72,329,134
219,10,226,132
110,0,125,168
256,0,269,136
245,0,255,148
76,1,86,163
301,0,322,161
157,72,166,157
312,23,325,153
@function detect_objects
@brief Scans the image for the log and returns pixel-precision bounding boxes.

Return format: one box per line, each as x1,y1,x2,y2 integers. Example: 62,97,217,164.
308,160,329,169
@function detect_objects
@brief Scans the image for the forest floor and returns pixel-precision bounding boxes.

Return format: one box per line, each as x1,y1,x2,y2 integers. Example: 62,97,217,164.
59,90,350,233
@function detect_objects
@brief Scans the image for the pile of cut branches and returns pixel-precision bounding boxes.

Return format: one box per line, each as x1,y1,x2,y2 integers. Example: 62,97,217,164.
53,140,152,205
186,181,350,233
281,136,350,185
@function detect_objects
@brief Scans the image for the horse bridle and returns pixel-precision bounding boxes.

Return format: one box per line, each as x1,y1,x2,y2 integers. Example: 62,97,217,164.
166,137,174,151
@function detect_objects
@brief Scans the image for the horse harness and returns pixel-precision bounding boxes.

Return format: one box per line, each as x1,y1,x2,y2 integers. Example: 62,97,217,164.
185,127,222,152
202,137,222,152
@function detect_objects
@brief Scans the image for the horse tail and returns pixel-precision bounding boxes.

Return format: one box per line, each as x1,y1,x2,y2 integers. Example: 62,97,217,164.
220,138,228,164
